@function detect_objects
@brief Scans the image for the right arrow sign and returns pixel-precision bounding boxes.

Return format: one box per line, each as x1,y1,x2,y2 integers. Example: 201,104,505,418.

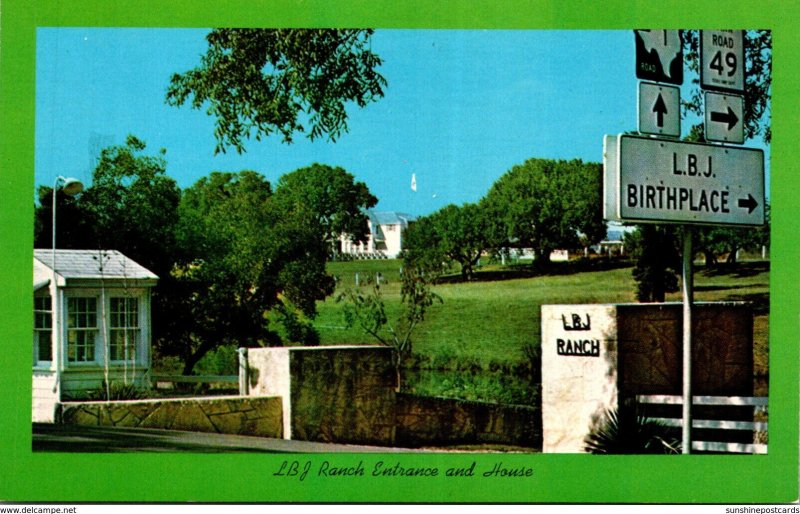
705,92,745,144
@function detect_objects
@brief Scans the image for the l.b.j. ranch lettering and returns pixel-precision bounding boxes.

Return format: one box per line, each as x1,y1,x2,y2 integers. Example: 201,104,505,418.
556,338,601,357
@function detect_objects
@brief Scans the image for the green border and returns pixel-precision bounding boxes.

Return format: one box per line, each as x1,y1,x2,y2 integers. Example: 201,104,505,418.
1,0,797,503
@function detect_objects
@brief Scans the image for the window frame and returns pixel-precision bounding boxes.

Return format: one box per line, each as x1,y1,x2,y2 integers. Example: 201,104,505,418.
66,295,99,365
33,294,53,367
108,296,140,363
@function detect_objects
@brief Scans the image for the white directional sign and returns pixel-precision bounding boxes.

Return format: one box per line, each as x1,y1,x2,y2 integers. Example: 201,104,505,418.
603,135,619,221
613,134,764,226
639,82,680,137
704,92,744,144
701,30,745,92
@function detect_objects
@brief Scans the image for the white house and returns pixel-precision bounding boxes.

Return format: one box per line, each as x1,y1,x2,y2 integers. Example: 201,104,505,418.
32,249,158,422
339,211,417,259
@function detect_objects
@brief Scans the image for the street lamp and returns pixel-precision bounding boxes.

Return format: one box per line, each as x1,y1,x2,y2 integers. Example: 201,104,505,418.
52,176,84,254
51,176,83,391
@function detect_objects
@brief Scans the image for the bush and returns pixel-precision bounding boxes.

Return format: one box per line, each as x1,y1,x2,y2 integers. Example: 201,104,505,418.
584,406,680,454
84,381,149,401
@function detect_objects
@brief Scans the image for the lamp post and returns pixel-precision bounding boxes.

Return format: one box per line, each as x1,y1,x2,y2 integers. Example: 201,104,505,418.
51,176,83,396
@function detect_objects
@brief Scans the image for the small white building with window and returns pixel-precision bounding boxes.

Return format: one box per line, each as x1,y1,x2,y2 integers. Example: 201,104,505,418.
339,211,417,259
33,249,158,422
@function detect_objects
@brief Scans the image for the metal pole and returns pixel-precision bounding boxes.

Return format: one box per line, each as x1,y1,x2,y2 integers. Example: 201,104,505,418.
681,226,694,454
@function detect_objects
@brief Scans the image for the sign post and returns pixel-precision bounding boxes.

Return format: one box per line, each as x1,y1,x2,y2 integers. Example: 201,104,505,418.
601,30,764,454
681,227,693,454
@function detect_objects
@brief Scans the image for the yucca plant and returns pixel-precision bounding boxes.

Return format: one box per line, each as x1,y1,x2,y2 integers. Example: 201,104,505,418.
85,381,148,401
584,406,681,454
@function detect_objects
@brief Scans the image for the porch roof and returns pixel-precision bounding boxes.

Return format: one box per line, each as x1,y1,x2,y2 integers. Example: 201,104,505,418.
33,249,158,281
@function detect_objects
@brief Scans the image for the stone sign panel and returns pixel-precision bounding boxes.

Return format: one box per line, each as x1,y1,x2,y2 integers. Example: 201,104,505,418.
541,304,618,453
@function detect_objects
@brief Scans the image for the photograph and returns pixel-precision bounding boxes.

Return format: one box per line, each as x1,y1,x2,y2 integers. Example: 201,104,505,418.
2,0,798,505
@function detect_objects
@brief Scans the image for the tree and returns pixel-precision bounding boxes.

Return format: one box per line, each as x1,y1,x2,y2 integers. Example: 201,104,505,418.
80,135,181,280
696,202,771,266
271,163,377,257
162,165,375,374
624,225,681,302
483,158,606,268
166,29,387,154
34,185,96,251
404,202,500,281
337,265,442,387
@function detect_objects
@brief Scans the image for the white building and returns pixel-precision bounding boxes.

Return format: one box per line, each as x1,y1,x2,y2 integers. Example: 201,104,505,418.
339,211,417,259
32,249,158,422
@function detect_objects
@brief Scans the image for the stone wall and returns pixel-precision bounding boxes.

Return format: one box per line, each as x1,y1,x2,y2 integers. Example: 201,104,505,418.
247,346,397,445
60,396,282,438
395,393,539,448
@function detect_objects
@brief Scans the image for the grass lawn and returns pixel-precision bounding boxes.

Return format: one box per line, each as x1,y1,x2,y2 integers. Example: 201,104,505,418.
318,258,769,378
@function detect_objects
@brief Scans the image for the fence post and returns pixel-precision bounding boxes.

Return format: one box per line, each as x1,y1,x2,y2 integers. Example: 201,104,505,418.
238,348,249,396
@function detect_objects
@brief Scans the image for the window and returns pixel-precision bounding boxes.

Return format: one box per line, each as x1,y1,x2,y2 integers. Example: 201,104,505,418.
109,297,139,361
33,296,52,363
67,297,97,362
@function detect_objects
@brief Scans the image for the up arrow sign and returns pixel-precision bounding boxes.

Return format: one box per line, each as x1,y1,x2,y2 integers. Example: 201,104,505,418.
638,82,680,138
653,93,668,127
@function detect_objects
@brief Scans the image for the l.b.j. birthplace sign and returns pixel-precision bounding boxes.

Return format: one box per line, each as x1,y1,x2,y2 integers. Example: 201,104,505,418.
605,134,765,227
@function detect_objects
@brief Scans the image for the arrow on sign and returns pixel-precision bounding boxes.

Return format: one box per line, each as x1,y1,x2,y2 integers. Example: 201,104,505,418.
738,194,758,214
652,93,667,128
710,107,739,130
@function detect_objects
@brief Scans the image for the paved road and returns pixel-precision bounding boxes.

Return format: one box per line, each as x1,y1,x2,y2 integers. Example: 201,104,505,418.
32,423,418,453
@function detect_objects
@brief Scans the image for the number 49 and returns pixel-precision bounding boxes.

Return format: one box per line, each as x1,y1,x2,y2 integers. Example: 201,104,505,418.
710,51,737,77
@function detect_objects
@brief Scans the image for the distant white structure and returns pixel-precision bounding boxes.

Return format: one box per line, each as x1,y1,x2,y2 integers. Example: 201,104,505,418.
339,211,417,259
32,249,158,422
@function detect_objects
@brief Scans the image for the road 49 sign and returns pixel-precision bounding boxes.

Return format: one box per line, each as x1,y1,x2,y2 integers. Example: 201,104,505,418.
614,134,764,227
701,30,745,92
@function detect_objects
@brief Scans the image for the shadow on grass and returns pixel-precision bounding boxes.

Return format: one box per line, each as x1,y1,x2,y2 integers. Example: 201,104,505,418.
436,258,633,284
698,261,770,278
725,292,770,315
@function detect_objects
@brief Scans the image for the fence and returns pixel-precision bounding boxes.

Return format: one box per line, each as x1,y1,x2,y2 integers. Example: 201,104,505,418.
636,394,768,454
151,374,240,393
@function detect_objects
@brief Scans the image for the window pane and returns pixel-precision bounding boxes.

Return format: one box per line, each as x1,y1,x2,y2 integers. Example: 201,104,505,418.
38,331,52,361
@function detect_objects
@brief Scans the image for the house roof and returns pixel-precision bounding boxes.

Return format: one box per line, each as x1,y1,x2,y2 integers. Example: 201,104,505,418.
33,249,158,281
369,211,417,226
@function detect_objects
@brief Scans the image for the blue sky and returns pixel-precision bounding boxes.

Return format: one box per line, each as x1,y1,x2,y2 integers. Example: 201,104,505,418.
35,28,768,216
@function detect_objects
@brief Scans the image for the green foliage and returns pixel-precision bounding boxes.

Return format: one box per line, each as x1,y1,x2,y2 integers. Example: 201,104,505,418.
624,225,681,302
696,202,770,266
83,135,181,280
584,407,681,454
271,163,377,254
194,344,239,376
337,266,442,368
84,381,149,401
166,29,387,153
482,158,606,268
404,203,501,281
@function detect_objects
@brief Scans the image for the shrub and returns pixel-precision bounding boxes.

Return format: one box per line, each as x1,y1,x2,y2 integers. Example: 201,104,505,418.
584,406,681,454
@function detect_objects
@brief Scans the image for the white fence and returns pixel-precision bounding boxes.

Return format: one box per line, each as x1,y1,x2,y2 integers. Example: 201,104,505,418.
636,394,768,454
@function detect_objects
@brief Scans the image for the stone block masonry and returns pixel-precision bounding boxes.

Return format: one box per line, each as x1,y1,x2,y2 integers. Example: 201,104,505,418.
395,393,540,448
247,346,397,446
60,396,282,438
